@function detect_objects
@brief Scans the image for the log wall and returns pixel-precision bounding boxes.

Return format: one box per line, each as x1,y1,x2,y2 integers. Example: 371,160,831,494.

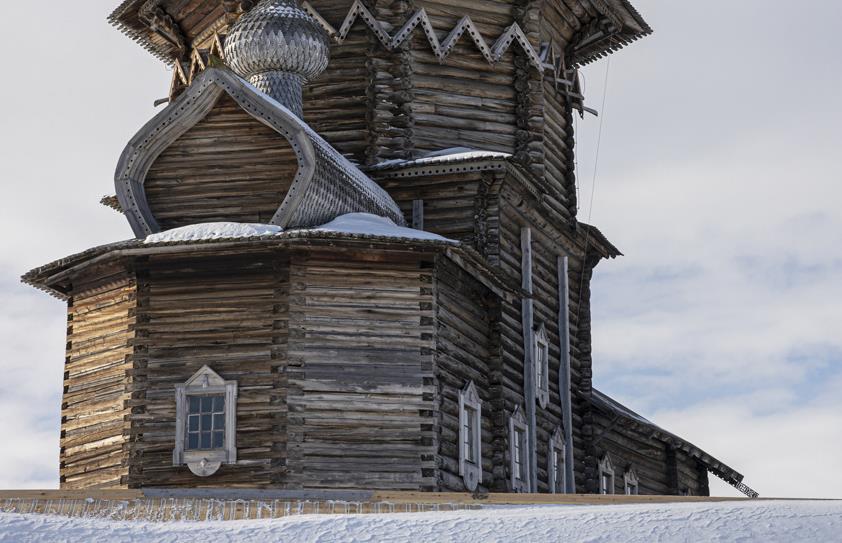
376,170,499,250
129,252,288,487
285,250,436,490
303,1,372,163
411,0,517,155
495,173,596,493
591,411,711,497
433,256,499,491
61,269,136,489
144,95,298,229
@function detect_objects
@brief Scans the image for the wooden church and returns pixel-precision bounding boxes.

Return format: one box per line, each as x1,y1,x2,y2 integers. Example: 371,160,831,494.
23,0,757,497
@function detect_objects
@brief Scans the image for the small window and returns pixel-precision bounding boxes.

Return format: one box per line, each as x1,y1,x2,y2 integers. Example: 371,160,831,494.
624,467,639,495
173,366,237,477
534,323,549,408
598,454,615,495
548,427,566,494
458,381,482,491
509,406,530,492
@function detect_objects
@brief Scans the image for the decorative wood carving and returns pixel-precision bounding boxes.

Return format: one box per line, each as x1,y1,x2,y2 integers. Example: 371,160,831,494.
138,0,188,59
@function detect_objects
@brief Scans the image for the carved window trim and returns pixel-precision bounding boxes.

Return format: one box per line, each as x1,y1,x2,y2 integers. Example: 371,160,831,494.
624,467,640,495
458,381,482,491
173,365,237,477
548,426,566,494
509,406,530,492
534,322,549,409
599,454,615,495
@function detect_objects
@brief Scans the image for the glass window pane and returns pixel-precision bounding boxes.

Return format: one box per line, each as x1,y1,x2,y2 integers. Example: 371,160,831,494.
187,433,199,450
213,431,224,449
213,414,224,430
201,397,213,412
213,396,225,412
201,414,212,431
200,432,211,449
188,396,200,413
188,415,199,432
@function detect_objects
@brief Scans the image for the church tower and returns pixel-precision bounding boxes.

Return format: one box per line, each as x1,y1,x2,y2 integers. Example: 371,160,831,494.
23,0,755,497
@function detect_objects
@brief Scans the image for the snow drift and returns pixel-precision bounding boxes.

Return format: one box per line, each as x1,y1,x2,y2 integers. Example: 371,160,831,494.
1,500,839,543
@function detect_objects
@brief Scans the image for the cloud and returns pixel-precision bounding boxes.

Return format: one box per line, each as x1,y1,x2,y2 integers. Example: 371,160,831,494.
578,0,842,497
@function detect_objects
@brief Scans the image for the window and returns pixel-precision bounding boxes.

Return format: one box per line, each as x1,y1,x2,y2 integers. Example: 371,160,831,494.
534,323,549,408
548,427,566,494
173,366,237,477
624,468,639,495
598,454,615,495
459,381,482,491
509,406,530,492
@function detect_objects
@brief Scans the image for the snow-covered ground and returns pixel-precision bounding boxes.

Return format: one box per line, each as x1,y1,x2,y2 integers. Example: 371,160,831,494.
1,500,839,543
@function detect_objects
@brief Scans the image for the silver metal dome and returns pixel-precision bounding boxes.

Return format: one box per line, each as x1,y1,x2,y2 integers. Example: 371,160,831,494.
223,0,330,117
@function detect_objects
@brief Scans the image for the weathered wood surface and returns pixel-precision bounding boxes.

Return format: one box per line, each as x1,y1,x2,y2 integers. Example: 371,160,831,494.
130,252,288,487
145,95,297,229
61,270,136,489
433,256,497,492
286,250,436,490
591,408,711,497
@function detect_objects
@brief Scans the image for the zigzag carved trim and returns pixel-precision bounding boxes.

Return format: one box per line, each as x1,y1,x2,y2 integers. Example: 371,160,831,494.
302,0,543,69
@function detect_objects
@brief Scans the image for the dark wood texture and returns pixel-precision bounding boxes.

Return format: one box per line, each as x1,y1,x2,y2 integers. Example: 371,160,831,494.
145,95,298,229
285,250,436,490
129,252,288,487
433,256,498,491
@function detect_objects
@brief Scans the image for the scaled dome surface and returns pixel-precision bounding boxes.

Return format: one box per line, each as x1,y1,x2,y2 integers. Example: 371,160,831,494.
223,0,330,82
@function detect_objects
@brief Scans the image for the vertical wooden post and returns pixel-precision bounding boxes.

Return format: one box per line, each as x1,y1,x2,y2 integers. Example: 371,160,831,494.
557,254,574,493
520,227,537,492
412,199,424,230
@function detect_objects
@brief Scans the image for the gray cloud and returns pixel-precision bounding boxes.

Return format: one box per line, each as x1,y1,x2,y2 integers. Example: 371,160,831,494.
578,0,842,497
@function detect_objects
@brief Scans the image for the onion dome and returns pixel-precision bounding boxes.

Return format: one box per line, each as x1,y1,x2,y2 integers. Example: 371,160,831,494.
223,0,330,117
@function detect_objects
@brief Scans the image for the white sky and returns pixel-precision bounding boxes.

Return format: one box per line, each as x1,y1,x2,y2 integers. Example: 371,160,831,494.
0,0,839,497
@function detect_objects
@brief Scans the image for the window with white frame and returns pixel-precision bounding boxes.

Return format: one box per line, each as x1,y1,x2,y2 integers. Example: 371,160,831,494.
509,406,530,492
459,381,482,491
598,454,615,495
534,323,549,409
173,366,237,477
548,427,566,494
624,467,640,495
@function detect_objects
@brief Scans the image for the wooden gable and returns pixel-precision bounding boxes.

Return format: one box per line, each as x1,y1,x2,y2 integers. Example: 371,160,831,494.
145,94,298,229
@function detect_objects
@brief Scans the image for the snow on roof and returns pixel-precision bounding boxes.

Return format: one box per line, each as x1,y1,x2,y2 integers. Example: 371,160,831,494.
2,500,839,542
303,213,456,243
144,223,284,244
369,147,512,171
142,214,455,245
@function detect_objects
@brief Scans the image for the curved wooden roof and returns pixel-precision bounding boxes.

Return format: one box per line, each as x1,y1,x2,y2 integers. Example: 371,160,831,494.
115,67,404,237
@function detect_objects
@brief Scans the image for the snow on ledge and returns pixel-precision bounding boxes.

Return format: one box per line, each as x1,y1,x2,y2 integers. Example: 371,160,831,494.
371,147,512,170
307,213,457,243
144,223,284,244
143,215,455,245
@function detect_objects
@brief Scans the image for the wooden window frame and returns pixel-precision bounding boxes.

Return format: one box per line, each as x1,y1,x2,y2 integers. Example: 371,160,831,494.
509,406,530,492
548,426,566,494
624,467,640,495
598,454,616,495
534,323,549,409
173,365,237,477
458,381,482,491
